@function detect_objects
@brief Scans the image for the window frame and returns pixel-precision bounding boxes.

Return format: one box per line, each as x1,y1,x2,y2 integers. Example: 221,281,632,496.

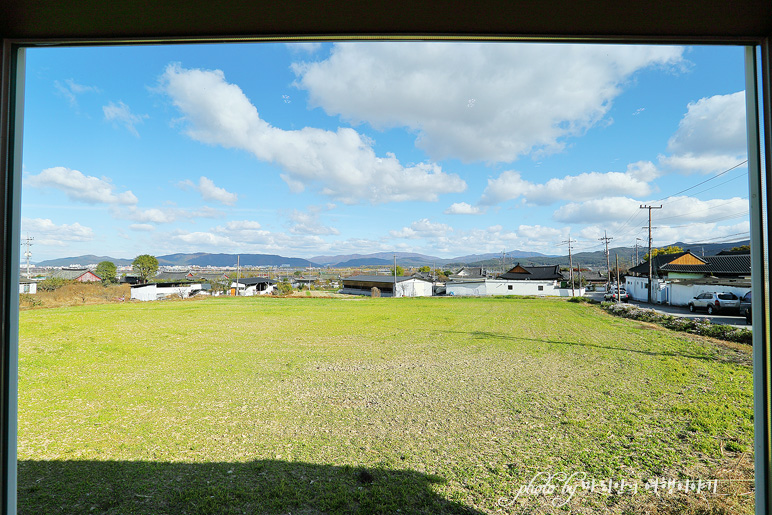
2,21,771,515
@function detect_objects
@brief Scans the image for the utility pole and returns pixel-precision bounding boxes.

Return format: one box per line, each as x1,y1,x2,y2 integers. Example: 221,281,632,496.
599,231,613,292
640,204,662,304
236,255,240,296
21,234,33,279
635,237,642,265
562,236,576,296
615,254,621,304
393,253,397,298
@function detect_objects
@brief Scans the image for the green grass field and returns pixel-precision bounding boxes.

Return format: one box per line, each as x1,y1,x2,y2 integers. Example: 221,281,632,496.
18,296,753,514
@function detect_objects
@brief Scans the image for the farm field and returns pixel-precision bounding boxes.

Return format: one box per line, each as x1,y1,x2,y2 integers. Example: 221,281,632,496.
18,296,753,514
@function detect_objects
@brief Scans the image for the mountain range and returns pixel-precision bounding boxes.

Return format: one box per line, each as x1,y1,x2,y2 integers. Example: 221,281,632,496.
32,240,748,269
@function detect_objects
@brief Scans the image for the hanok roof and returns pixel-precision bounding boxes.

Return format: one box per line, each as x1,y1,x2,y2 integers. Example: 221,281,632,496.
659,254,750,276
343,275,430,284
628,251,703,276
570,269,607,283
154,271,193,282
234,277,276,286
498,264,563,281
50,268,101,280
449,267,488,279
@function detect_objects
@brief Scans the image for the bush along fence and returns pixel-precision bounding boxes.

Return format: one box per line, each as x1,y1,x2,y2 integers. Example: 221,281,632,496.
600,301,752,345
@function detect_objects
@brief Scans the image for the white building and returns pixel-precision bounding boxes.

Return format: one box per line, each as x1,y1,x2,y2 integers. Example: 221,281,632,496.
446,264,582,297
130,282,203,301
19,278,36,294
230,277,276,296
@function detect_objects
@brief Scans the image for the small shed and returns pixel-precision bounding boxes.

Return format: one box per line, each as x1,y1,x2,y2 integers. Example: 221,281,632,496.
341,275,432,297
19,278,36,294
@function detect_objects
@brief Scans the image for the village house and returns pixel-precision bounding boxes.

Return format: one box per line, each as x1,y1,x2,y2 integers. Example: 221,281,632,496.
50,268,102,282
625,250,751,305
446,264,581,297
19,278,36,294
230,277,276,296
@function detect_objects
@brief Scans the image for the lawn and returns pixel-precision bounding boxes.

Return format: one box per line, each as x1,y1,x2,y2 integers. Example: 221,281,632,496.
18,296,753,514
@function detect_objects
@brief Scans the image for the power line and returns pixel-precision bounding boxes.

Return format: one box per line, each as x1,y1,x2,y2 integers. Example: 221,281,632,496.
598,231,613,291
656,160,747,202
640,204,662,303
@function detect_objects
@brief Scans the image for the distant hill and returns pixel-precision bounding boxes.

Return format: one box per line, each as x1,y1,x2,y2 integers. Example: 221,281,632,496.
312,250,554,267
36,255,133,267
462,239,752,269
334,257,393,267
311,251,443,267
158,253,317,267
33,240,750,270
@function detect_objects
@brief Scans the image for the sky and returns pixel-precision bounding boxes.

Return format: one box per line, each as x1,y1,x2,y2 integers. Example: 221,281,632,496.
20,42,750,263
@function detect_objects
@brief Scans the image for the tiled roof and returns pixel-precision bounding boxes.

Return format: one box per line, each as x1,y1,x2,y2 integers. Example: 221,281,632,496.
154,271,192,281
50,268,100,280
449,267,489,278
234,277,276,285
659,254,750,275
499,264,562,280
629,251,692,275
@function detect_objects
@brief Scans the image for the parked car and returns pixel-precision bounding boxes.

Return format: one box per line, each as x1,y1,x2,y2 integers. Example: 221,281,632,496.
740,291,752,324
604,288,629,302
688,292,741,315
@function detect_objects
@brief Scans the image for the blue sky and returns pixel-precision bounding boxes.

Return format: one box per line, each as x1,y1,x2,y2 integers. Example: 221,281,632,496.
20,42,750,262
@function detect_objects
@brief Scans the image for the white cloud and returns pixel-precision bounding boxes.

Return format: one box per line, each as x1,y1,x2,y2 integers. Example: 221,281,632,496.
480,163,656,206
289,207,339,235
444,202,485,215
129,224,155,232
553,195,748,225
111,205,225,224
390,218,453,239
103,101,148,137
180,176,238,205
21,217,94,246
25,167,138,205
168,222,334,255
292,43,684,163
160,63,466,204
54,79,100,107
660,91,746,174
286,42,322,54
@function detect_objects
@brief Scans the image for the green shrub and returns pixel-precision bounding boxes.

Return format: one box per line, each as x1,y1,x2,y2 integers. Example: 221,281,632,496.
601,303,752,345
275,280,293,295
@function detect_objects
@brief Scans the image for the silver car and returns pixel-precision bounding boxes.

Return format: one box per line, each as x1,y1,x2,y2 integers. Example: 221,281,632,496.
688,292,741,315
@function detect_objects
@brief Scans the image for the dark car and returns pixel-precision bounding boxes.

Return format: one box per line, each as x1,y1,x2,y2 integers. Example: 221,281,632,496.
740,291,752,324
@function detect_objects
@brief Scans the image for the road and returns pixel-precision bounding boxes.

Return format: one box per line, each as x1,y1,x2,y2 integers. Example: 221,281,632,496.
585,292,750,329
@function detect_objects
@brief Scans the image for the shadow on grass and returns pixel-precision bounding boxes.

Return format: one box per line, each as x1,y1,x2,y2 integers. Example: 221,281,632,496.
447,330,749,366
19,459,482,515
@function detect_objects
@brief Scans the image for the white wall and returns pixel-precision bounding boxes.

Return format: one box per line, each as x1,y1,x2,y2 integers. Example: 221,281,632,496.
446,281,488,296
446,279,582,297
625,276,751,306
18,282,36,294
131,284,157,301
396,279,432,297
131,283,202,301
625,277,650,302
669,283,750,307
